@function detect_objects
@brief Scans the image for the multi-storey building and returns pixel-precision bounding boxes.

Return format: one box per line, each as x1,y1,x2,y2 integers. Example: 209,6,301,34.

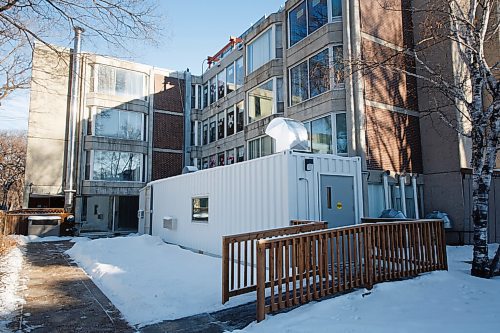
189,0,423,219
24,43,189,233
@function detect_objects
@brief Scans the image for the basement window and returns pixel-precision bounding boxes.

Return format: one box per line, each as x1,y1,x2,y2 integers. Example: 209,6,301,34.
192,197,209,222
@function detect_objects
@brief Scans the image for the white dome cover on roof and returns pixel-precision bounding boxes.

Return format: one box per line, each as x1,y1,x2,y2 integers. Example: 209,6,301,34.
265,117,309,152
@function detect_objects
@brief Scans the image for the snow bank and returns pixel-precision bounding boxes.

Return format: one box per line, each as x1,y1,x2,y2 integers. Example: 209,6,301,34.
0,244,25,329
65,234,255,327
237,245,500,333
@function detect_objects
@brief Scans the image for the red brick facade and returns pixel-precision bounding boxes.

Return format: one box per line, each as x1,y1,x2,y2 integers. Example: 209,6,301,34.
152,151,183,181
153,74,185,113
365,106,423,173
153,113,184,150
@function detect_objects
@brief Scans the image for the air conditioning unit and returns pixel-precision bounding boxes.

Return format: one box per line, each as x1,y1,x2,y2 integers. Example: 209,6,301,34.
137,210,145,219
163,217,177,230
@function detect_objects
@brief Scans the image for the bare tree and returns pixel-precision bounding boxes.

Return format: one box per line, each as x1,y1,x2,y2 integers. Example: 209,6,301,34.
0,130,26,210
0,0,160,103
353,0,498,277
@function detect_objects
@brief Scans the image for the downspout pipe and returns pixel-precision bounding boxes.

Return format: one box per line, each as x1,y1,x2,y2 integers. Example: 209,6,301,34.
382,171,390,210
64,27,84,213
412,174,420,219
399,174,407,217
183,69,192,167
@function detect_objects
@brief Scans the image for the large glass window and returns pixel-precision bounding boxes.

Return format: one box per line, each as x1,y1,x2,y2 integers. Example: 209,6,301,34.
96,65,146,100
308,0,328,34
310,116,333,154
209,116,216,143
92,151,142,182
227,107,235,136
210,77,216,104
289,0,332,47
235,57,244,89
332,0,342,18
226,63,235,94
309,49,330,97
290,47,339,105
289,1,307,47
248,80,274,123
218,111,225,140
247,28,272,74
218,152,225,166
248,136,275,160
277,77,284,113
217,70,226,100
303,113,348,155
290,62,309,105
236,101,245,132
95,108,143,140
227,149,235,165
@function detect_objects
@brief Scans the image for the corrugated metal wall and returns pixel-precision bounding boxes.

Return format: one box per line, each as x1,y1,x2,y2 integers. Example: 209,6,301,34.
462,173,500,243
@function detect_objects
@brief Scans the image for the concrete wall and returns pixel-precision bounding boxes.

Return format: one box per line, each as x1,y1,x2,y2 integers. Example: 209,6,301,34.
24,45,71,201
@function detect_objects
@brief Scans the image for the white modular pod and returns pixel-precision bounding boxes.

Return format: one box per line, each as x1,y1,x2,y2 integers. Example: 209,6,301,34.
140,150,363,256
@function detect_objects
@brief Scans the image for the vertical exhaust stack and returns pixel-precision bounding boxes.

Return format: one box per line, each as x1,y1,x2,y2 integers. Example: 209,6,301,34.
64,27,84,213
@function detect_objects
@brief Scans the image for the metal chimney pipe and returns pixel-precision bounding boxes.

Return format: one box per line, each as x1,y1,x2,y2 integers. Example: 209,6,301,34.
64,27,84,212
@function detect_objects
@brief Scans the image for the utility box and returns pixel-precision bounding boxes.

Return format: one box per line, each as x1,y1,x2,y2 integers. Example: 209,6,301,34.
139,150,363,256
28,216,61,236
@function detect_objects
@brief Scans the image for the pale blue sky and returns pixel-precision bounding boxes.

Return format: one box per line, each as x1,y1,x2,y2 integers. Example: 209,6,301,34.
0,0,285,131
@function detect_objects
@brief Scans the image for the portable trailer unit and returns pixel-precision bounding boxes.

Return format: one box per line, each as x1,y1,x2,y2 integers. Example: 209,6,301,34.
138,150,363,256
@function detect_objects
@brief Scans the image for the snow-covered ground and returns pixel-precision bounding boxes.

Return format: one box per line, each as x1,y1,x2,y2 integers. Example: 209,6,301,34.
65,235,256,327
0,242,25,330
237,245,500,333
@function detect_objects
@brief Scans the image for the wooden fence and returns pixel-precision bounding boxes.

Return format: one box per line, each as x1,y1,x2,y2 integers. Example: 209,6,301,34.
256,220,447,321
1,208,71,236
222,221,328,304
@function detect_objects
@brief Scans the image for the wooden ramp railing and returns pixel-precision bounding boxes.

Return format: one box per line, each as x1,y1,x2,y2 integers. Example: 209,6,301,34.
256,220,447,321
222,221,327,303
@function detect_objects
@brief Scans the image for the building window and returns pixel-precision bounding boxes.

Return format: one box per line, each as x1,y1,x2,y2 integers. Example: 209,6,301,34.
202,121,208,145
237,146,245,162
290,61,309,105
227,107,235,136
332,45,344,86
92,150,143,182
209,155,216,168
218,111,225,140
308,0,328,34
336,113,347,154
94,108,143,141
275,24,283,58
309,49,330,97
289,1,307,47
303,113,347,155
202,157,208,169
192,197,208,222
226,63,235,94
247,28,272,74
227,149,235,165
236,101,245,132
332,0,342,19
203,84,208,108
288,0,331,47
191,85,196,109
248,136,274,160
210,77,216,105
95,65,147,100
217,70,226,100
218,152,225,166
209,116,216,143
235,57,244,89
276,77,284,113
248,80,274,123
289,46,342,106
197,85,202,110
